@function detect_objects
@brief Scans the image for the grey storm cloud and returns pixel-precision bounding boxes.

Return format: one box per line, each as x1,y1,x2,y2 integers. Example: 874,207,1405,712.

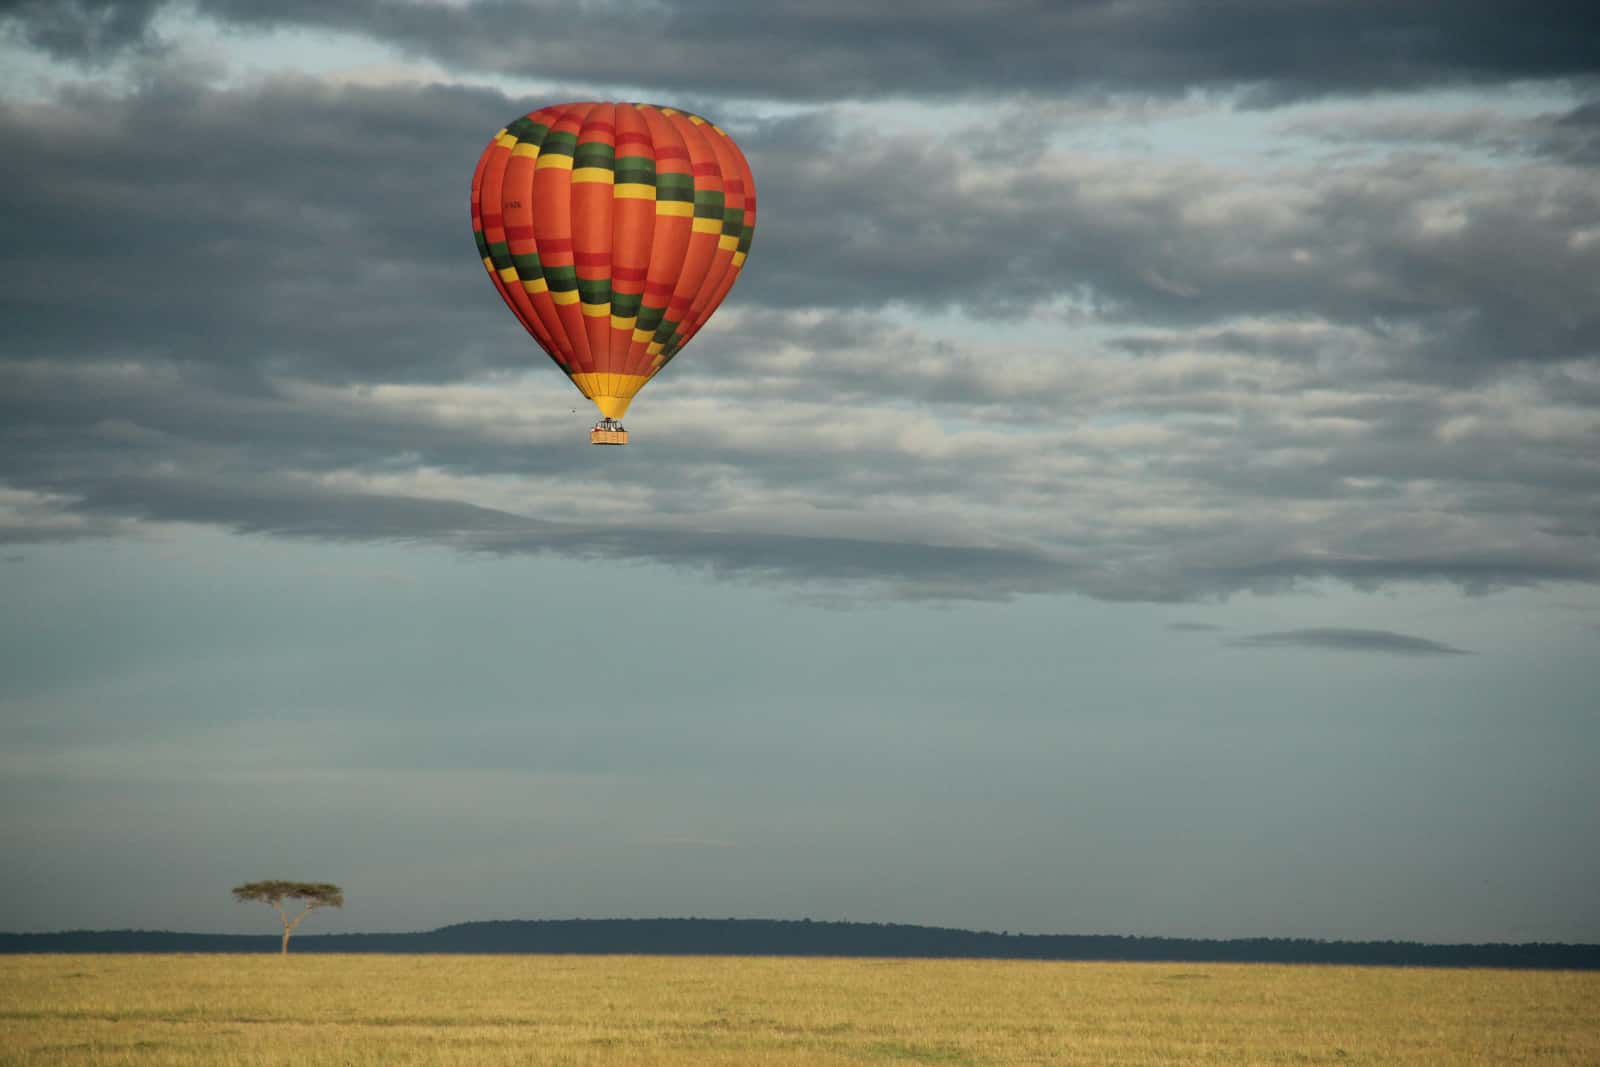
0,77,524,384
1,32,1597,603
6,342,1597,602
744,113,1600,376
1278,98,1600,165
0,0,167,64
7,78,1596,397
7,0,1599,101
18,461,1077,603
1227,627,1472,656
1544,101,1600,164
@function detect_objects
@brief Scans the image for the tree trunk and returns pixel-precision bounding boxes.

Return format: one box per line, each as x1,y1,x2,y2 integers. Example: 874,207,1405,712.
281,927,290,955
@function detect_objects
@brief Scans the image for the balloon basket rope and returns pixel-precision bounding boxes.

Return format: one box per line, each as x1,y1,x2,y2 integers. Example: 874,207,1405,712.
590,418,628,446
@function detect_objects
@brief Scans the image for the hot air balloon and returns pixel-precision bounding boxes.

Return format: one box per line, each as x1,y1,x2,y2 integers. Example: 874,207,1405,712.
470,102,757,445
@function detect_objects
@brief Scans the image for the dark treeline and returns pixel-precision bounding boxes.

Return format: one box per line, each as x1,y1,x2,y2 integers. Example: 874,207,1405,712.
3,919,1597,969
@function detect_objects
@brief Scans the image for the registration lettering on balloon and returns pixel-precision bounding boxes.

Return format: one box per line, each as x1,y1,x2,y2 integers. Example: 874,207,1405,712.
470,102,758,445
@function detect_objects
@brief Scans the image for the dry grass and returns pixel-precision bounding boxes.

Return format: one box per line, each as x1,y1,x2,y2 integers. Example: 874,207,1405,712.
1,953,1596,1065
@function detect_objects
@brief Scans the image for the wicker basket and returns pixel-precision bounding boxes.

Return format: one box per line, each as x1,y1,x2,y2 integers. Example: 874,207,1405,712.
590,428,629,446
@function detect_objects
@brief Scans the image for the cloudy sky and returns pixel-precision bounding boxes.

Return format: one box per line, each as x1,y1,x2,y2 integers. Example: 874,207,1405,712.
2,0,1597,944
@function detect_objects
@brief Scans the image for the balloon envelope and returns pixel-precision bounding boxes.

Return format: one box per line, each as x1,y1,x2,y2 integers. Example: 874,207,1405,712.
470,102,757,422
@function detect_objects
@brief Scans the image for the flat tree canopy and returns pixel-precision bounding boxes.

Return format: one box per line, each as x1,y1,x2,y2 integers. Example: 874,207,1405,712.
232,881,344,954
233,881,344,907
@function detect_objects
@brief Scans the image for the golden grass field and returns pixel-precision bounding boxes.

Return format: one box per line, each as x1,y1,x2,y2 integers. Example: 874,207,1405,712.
1,953,1596,1066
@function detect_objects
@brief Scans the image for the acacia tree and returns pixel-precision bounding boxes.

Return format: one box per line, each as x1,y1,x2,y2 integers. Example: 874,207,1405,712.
232,881,344,955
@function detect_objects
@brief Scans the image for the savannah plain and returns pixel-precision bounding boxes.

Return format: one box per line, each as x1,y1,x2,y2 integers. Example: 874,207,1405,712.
2,953,1596,1065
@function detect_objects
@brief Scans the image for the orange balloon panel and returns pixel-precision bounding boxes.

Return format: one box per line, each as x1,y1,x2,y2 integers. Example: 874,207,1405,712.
471,102,757,421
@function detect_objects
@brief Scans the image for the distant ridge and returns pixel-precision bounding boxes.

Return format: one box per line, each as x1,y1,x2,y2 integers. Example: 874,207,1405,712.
3,919,1596,969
